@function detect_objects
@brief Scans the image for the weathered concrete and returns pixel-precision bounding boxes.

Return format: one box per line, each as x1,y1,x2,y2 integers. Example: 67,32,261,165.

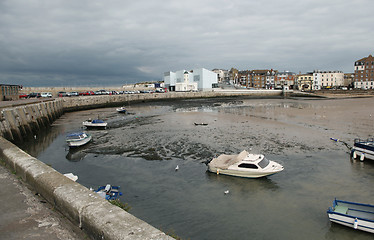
0,99,63,142
62,90,283,112
0,162,89,240
0,137,172,240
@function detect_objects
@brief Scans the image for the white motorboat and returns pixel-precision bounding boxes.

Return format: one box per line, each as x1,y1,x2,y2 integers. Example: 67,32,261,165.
116,107,127,113
327,199,374,233
208,150,284,178
66,132,92,147
82,119,107,129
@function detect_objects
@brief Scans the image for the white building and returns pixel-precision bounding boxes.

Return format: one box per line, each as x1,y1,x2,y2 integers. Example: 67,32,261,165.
312,70,344,90
164,68,218,91
212,69,229,83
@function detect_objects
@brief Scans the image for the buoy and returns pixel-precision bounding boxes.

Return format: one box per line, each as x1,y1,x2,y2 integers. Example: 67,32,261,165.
354,218,358,229
360,153,365,161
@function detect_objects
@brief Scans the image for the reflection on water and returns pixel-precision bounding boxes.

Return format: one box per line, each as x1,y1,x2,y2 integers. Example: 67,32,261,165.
66,148,88,162
16,97,374,240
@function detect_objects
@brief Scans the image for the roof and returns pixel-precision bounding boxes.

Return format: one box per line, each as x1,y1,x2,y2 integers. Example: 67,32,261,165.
209,150,249,170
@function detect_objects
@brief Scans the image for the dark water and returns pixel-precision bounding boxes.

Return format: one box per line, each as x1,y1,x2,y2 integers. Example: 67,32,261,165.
18,98,374,240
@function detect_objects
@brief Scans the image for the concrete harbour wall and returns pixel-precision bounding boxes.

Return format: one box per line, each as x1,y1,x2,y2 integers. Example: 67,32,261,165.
0,137,171,240
62,89,283,112
0,99,63,142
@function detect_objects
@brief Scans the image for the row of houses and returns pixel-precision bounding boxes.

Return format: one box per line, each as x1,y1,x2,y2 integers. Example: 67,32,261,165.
209,54,373,91
212,69,349,91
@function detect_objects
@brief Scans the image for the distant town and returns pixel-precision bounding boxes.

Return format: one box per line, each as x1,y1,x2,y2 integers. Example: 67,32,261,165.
163,54,374,92
1,54,373,101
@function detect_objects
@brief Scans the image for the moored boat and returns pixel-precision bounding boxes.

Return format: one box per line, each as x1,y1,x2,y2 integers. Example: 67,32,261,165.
116,107,127,113
327,198,374,233
351,138,374,161
208,150,284,178
82,119,107,129
66,132,92,147
95,184,122,200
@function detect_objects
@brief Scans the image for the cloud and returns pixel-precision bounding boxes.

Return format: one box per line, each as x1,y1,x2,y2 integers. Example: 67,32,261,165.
0,0,373,86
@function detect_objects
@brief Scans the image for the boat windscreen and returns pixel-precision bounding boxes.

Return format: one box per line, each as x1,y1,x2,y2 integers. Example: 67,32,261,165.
258,157,270,168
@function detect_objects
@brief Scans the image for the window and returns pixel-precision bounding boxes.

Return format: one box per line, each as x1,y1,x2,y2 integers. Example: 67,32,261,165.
238,163,258,169
258,157,270,168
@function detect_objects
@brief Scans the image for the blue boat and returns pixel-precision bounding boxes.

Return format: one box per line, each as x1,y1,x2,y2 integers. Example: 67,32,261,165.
95,184,122,200
66,132,92,147
82,119,108,129
327,198,374,233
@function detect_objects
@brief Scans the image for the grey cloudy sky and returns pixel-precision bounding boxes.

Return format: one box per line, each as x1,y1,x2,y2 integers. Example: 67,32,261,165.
0,0,373,87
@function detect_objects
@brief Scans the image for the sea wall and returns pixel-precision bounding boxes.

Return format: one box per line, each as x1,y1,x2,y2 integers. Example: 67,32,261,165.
0,137,171,240
0,99,63,142
62,89,283,112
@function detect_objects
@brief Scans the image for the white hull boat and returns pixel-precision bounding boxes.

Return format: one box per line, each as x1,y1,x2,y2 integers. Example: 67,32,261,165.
351,138,374,161
82,119,107,129
208,150,284,178
327,199,374,233
66,132,92,147
116,107,127,113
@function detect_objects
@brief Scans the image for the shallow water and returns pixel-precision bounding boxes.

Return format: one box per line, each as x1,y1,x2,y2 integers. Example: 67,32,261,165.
18,97,374,240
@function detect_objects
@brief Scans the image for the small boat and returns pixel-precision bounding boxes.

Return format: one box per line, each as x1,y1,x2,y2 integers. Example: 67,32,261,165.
116,107,127,113
95,184,122,200
194,122,208,126
66,132,92,147
82,119,107,129
351,138,374,161
327,198,374,233
207,150,284,178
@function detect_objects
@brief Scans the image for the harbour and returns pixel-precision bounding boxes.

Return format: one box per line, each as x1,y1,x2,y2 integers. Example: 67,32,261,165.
14,96,374,240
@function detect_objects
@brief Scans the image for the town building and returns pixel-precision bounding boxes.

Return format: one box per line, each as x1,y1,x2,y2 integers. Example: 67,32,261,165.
212,69,229,83
228,68,239,85
164,68,218,91
344,73,355,88
312,70,344,90
1,84,21,101
296,73,313,91
354,54,374,89
275,71,296,89
249,70,274,89
237,70,250,87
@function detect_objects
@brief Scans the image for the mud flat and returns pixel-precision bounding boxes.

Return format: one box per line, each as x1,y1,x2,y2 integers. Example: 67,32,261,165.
17,96,374,240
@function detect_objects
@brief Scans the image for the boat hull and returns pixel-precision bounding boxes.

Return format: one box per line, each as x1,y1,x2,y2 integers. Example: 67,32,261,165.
351,139,374,161
82,122,108,129
327,199,374,233
67,135,92,147
208,166,282,178
328,213,374,233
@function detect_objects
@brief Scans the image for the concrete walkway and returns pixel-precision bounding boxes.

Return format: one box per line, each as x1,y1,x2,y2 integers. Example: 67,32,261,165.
0,163,88,240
